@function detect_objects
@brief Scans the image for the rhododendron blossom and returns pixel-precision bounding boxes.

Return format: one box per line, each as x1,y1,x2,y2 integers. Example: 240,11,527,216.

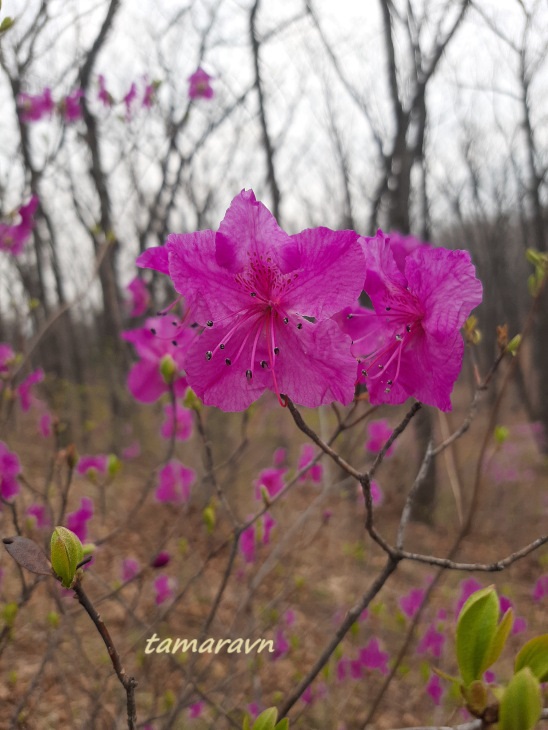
340,230,482,411
426,673,444,705
0,196,39,256
399,587,425,619
26,504,50,528
138,190,363,410
97,74,113,107
188,67,214,99
253,466,286,500
155,460,196,504
0,441,21,500
60,89,83,122
359,637,389,674
0,343,15,373
122,558,140,582
160,402,193,441
154,575,175,605
297,443,323,483
17,88,54,122
66,497,94,541
77,454,108,477
17,367,44,411
125,276,150,318
365,418,396,457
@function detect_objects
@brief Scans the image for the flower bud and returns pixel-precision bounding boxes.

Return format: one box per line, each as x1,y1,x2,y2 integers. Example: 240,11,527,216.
160,354,177,385
107,453,122,477
50,526,84,588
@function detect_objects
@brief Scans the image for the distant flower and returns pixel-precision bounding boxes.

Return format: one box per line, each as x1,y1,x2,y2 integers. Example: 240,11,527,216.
17,367,44,411
123,82,138,118
38,411,53,438
417,624,445,659
76,454,108,477
399,588,425,620
365,419,396,457
247,704,261,721
533,575,548,601
297,443,323,483
17,88,54,122
0,441,21,500
151,551,170,569
188,702,203,720
97,74,113,107
456,578,483,615
153,574,174,605
425,673,444,705
240,522,255,564
0,343,15,373
66,497,94,541
26,503,50,528
262,513,276,545
254,467,286,501
142,77,157,108
122,440,141,459
370,480,383,505
512,616,527,634
122,558,140,582
60,89,83,122
188,68,214,100
359,637,389,674
339,230,482,411
272,447,286,466
123,316,196,403
155,460,196,504
125,276,150,318
138,190,363,411
160,403,193,442
272,629,290,660
0,196,39,256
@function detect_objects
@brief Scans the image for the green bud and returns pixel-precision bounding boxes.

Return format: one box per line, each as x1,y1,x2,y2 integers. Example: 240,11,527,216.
183,387,202,411
202,505,216,534
506,334,521,356
160,354,177,384
81,542,96,557
47,611,60,629
2,602,18,627
107,453,122,477
0,17,14,33
494,425,509,445
50,526,84,588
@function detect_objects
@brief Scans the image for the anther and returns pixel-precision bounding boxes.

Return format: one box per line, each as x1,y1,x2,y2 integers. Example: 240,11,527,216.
274,347,280,355
225,358,231,365
406,324,411,333
206,320,213,327
347,313,353,319
387,379,393,385
261,360,268,368
283,317,289,324
246,370,253,380
250,292,257,297
150,328,156,334
172,321,177,326
395,334,402,341
220,344,225,350
385,306,391,311
385,387,391,393
297,323,303,330
378,364,383,369
206,351,212,361
172,341,177,346
362,369,367,376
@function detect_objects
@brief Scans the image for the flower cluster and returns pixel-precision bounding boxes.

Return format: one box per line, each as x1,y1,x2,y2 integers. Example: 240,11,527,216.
136,190,482,414
0,196,38,256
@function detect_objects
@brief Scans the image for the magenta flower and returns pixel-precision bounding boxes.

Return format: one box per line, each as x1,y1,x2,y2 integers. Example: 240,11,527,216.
272,447,286,466
240,522,256,564
417,624,445,659
0,196,39,256
66,497,94,541
142,77,157,109
97,74,113,107
253,466,286,501
17,88,54,122
125,276,150,318
188,68,214,100
122,440,141,459
456,578,483,615
386,230,430,272
188,702,203,720
272,629,290,660
123,316,195,403
60,89,83,123
342,230,482,411
425,674,444,706
26,503,50,528
155,460,196,504
533,575,548,601
262,512,276,545
359,638,389,674
76,454,108,477
160,403,193,442
0,441,21,500
365,419,396,458
122,558,140,582
153,574,174,605
38,411,53,438
399,588,425,619
123,82,138,118
138,190,363,411
297,443,323,483
17,367,44,411
151,551,170,569
0,343,15,373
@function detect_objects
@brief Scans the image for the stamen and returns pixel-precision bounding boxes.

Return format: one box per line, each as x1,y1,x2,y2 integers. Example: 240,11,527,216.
274,347,280,355
297,323,303,330
206,351,212,361
225,358,231,365
207,320,213,327
150,328,156,334
283,317,289,324
246,370,252,380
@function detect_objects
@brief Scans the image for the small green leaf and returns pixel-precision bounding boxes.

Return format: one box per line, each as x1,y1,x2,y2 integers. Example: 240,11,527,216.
50,527,84,588
242,716,251,730
506,335,521,356
494,426,509,444
274,720,289,730
202,505,216,534
499,668,541,730
252,708,278,730
515,635,548,683
456,586,499,686
483,608,513,670
0,16,14,33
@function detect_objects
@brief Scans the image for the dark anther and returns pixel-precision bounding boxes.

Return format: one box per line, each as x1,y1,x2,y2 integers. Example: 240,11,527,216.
150,328,156,334
378,364,383,369
297,323,303,330
274,347,280,355
283,317,289,324
385,306,391,311
206,351,212,361
172,321,177,326
220,344,225,350
261,360,268,368
406,324,411,333
246,370,253,380
362,369,367,376
387,379,393,385
396,334,402,341
225,358,232,365
250,292,257,297
206,320,213,327
172,341,177,346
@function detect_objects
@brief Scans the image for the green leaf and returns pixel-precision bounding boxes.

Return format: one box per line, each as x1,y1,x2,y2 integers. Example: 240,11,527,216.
0,16,14,32
456,586,499,686
252,708,278,730
515,635,548,683
499,668,541,730
274,720,289,730
483,608,513,671
242,717,251,730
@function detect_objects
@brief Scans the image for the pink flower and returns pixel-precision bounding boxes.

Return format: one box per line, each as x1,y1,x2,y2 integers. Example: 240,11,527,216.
17,88,54,122
122,558,140,582
399,588,425,619
155,460,196,504
160,403,193,442
425,674,444,705
0,343,15,373
151,551,170,568
341,230,482,411
188,702,203,720
122,440,141,459
38,411,53,438
0,196,39,256
513,616,527,634
365,419,396,458
17,367,44,411
262,513,276,545
76,454,108,477
138,190,363,411
253,467,286,501
386,230,430,272
125,276,150,318
359,637,389,674
60,89,83,122
533,575,548,601
153,575,174,605
297,444,323,483
66,497,94,541
272,447,286,466
122,316,195,403
456,578,483,615
97,75,113,107
188,68,214,100
0,441,21,500
272,629,290,660
123,82,137,118
240,522,256,564
142,78,157,109
417,624,445,659
26,503,50,528
370,480,383,505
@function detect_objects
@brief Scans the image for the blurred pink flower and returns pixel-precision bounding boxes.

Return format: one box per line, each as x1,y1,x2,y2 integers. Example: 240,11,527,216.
272,629,290,660
160,403,193,442
272,447,286,466
370,479,383,506
0,196,39,256
17,88,54,122
297,443,323,483
66,497,94,541
123,82,138,118
188,702,203,719
153,574,174,605
254,466,286,501
17,367,44,411
0,441,21,500
0,343,15,373
38,411,53,438
417,624,445,659
365,419,396,457
125,276,150,318
240,522,255,564
76,454,108,477
359,637,389,674
142,78,157,108
262,512,276,545
456,578,483,615
97,74,113,107
26,503,50,528
122,558,140,582
155,460,196,504
60,89,83,122
533,575,548,601
425,673,444,705
399,588,425,619
188,68,214,100
122,440,141,459
151,551,170,568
